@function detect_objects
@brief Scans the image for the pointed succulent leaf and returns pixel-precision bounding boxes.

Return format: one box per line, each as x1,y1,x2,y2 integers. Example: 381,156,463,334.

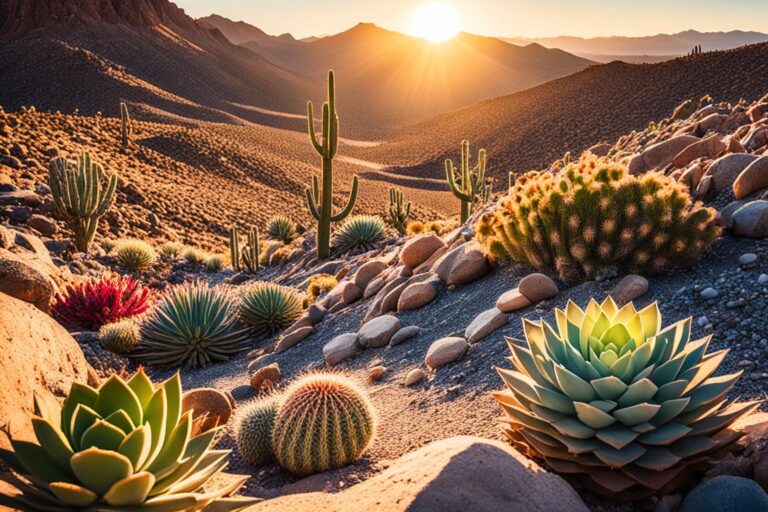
94,375,143,427
61,383,99,440
31,417,74,475
80,420,126,452
119,424,152,471
70,404,102,451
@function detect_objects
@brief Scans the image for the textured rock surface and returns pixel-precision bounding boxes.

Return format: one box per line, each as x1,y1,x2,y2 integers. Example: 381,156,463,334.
398,281,438,311
433,242,489,286
323,333,359,365
611,274,649,306
680,476,768,512
518,273,559,303
496,287,533,313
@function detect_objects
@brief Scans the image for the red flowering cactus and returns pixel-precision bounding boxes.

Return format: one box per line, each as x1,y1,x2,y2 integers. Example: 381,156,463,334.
52,273,152,330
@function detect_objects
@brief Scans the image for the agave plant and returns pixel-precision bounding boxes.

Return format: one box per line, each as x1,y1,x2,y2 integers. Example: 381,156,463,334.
332,215,386,253
495,297,758,499
266,215,297,244
133,282,252,368
115,239,157,273
0,370,258,511
52,274,151,330
239,282,304,338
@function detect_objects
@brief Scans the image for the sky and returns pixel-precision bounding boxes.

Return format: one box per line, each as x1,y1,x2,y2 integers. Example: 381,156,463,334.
173,0,768,39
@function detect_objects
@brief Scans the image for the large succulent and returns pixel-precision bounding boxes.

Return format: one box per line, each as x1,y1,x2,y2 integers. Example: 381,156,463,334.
0,370,258,511
495,297,758,499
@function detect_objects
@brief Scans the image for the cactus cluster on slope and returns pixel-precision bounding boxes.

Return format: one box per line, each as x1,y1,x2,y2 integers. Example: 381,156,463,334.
387,187,411,235
445,140,491,223
476,157,720,282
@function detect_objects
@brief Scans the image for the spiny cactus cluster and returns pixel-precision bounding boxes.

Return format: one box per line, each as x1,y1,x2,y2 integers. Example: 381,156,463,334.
387,187,411,235
48,152,117,253
266,215,297,244
115,239,157,273
476,158,720,282
134,282,251,368
235,373,376,476
239,282,304,338
305,70,359,260
333,214,386,253
230,226,260,272
0,370,257,511
445,140,491,223
406,220,426,236
52,273,151,330
99,319,141,354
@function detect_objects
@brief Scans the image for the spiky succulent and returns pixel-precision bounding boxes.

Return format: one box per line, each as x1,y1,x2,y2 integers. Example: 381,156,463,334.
494,297,758,500
157,242,184,259
115,239,157,273
99,320,141,354
266,216,297,244
133,282,252,368
272,374,376,476
205,254,226,272
239,282,304,338
332,215,386,253
0,370,258,511
235,397,279,467
52,274,151,330
476,158,720,283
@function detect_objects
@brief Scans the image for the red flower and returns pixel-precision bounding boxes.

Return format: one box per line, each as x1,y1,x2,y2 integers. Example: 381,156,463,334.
52,273,152,330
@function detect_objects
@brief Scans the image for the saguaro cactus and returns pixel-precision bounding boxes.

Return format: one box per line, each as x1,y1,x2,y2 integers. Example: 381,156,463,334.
305,70,359,260
120,101,131,149
48,152,117,253
230,226,260,272
445,140,487,223
388,187,411,235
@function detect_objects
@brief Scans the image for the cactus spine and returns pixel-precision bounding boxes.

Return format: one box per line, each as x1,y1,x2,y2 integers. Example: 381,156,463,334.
305,70,359,260
445,140,487,223
387,187,411,235
48,152,117,253
120,101,131,149
230,226,260,272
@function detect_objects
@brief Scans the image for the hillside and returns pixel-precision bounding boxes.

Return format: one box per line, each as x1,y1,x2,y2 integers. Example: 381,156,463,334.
350,43,768,180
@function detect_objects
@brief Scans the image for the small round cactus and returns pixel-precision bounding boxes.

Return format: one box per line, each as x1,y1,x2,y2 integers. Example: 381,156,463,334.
98,319,140,354
333,215,386,253
266,215,297,244
271,373,376,476
406,220,426,236
236,397,279,467
115,239,157,272
239,282,304,338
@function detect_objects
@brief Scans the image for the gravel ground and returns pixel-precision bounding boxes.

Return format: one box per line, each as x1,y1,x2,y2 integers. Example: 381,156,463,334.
144,233,768,511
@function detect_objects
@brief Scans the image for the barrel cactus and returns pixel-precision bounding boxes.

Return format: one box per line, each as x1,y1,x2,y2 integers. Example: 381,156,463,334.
0,370,258,511
271,373,376,476
495,297,757,499
266,215,297,244
235,397,279,467
239,282,304,338
332,215,386,253
133,282,252,368
99,320,141,354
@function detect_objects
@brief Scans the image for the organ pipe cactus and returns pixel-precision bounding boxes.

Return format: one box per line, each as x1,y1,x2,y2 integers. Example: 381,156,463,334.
120,101,132,150
48,152,117,253
494,297,758,499
387,187,411,235
230,227,260,273
0,370,258,511
305,70,359,260
445,140,488,223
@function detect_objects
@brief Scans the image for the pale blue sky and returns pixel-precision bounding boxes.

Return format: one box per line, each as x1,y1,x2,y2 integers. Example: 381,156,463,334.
174,0,767,39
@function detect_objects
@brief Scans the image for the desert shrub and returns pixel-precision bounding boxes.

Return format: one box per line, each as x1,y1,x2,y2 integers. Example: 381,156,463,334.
333,215,386,253
205,253,226,272
495,297,755,498
114,239,157,272
134,282,251,368
98,319,140,354
259,240,282,266
306,273,338,305
266,215,297,243
0,369,256,511
52,273,151,330
426,220,457,236
183,247,207,265
100,238,117,253
272,373,376,476
406,220,426,236
476,158,720,282
239,282,304,338
158,241,184,259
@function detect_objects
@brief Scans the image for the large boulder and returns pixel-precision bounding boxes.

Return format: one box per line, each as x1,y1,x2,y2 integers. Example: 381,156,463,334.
245,436,589,512
0,292,92,449
707,153,759,192
352,260,387,290
433,242,490,286
733,156,768,200
732,201,768,238
680,476,768,512
400,234,446,268
628,135,700,174
358,315,401,348
0,228,63,311
673,134,726,168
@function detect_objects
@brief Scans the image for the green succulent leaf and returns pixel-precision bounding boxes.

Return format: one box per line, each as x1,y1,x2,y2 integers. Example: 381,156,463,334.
104,472,156,506
49,482,98,507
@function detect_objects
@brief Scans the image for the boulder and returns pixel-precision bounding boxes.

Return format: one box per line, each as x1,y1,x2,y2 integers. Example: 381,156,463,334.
414,245,449,274
0,292,92,449
390,325,421,347
275,326,315,353
398,281,437,311
323,333,359,365
244,436,589,512
433,242,490,286
742,125,768,151
496,287,533,313
341,281,363,305
696,113,728,134
26,214,58,236
518,273,558,303
611,274,649,306
404,368,426,386
732,200,768,238
358,315,401,348
680,476,768,512
707,153,759,192
733,156,768,199
400,234,446,268
465,308,508,344
250,363,281,392
426,337,468,370
0,251,56,311
181,388,234,433
673,135,725,168
628,135,700,174
364,276,408,322
588,142,612,157
721,199,752,228
352,260,387,290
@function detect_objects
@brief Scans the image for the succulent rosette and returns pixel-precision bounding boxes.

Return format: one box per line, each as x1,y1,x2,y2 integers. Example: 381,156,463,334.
495,297,758,499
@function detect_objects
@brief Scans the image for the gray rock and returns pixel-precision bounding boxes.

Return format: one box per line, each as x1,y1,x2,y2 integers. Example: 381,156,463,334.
732,200,768,238
701,287,719,299
759,274,768,285
496,287,532,313
611,274,649,305
390,325,421,347
352,260,387,289
433,242,489,286
323,333,359,366
398,281,437,311
680,476,768,512
739,253,758,265
275,326,315,353
426,337,468,369
400,233,446,268
706,153,759,192
358,315,401,348
518,273,559,303
465,308,509,344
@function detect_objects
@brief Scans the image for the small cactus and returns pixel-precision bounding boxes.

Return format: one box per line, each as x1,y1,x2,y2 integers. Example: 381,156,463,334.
445,140,488,223
231,226,260,272
387,187,411,235
98,319,140,354
236,397,279,467
271,374,376,476
120,101,131,149
115,239,157,273
406,220,426,236
266,215,297,243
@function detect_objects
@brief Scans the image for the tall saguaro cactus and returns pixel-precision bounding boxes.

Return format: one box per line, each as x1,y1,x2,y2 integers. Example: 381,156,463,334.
445,140,487,223
120,101,131,149
305,70,359,260
48,152,117,253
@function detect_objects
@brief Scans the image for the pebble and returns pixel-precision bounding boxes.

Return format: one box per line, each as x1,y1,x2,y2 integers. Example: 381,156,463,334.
739,253,758,265
759,274,768,285
701,287,719,299
697,316,709,327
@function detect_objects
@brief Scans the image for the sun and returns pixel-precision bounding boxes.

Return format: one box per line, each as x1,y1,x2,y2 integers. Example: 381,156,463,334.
410,3,461,43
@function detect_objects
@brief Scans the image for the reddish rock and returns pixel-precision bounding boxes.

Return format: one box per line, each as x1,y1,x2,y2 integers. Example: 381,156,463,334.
518,273,558,303
733,156,768,199
673,135,725,168
400,234,446,268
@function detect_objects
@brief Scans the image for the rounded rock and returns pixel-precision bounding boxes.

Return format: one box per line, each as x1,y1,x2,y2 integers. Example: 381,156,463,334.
390,325,421,347
250,363,281,392
680,476,768,512
181,387,234,432
323,333,359,365
496,287,532,313
425,337,468,370
397,281,437,311
359,315,401,348
518,273,559,303
400,234,446,268
611,274,649,306
352,260,388,289
404,368,427,386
